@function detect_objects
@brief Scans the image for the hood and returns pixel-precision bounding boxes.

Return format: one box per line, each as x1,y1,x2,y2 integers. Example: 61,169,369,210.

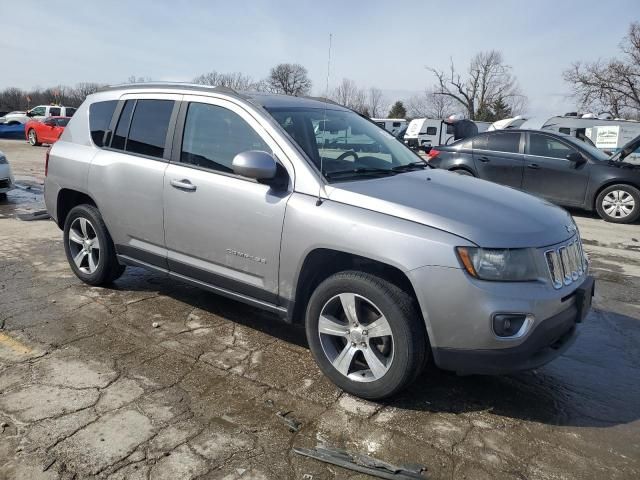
609,133,640,163
327,170,575,248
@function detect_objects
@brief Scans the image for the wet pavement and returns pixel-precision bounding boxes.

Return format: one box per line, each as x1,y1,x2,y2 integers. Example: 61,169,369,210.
1,139,639,479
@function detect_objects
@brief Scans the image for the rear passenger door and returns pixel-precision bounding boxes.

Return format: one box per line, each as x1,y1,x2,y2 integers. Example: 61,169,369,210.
522,132,590,206
88,94,180,267
472,132,524,188
163,96,292,305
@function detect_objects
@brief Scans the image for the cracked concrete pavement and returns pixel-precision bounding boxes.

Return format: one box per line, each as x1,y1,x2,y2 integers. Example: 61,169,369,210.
1,138,639,479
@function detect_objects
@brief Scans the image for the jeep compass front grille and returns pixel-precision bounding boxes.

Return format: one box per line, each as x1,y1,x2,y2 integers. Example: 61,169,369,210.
545,238,587,289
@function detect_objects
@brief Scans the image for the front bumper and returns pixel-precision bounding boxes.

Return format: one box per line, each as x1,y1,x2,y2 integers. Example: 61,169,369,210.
433,293,584,375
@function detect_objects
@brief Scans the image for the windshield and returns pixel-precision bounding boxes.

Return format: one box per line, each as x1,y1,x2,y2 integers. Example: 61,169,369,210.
564,136,610,161
265,107,424,181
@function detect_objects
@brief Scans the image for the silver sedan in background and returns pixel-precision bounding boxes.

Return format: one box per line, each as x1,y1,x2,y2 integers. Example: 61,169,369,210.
0,150,14,199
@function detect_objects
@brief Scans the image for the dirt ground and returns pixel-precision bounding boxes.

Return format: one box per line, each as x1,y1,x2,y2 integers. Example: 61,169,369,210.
1,138,639,479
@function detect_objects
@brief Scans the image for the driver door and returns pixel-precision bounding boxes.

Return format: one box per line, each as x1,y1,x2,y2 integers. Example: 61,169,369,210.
163,97,293,304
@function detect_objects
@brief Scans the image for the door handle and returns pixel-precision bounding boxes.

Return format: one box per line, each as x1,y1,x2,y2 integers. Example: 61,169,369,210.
527,163,540,169
478,156,490,163
170,179,197,191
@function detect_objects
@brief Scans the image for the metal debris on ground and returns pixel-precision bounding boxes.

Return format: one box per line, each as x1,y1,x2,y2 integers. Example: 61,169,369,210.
293,446,427,480
275,410,302,432
16,210,50,221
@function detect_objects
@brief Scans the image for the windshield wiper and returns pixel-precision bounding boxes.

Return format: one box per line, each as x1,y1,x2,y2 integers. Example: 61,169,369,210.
391,161,429,172
325,167,398,179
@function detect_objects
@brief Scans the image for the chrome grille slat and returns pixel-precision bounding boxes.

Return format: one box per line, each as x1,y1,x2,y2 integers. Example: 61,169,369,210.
545,236,587,290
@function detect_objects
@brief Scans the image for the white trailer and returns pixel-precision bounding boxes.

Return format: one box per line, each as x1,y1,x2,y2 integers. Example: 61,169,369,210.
403,117,487,149
584,124,640,163
370,118,407,136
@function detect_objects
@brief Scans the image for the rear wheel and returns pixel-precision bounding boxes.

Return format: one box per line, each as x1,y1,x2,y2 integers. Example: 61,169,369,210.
305,271,428,400
596,184,640,223
63,204,125,285
28,129,41,146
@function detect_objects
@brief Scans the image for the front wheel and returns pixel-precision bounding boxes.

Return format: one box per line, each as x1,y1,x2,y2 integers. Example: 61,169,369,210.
595,184,640,223
63,204,126,285
28,129,41,146
305,271,428,400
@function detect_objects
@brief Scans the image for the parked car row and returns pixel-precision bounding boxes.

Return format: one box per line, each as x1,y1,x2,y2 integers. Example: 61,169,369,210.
0,105,76,125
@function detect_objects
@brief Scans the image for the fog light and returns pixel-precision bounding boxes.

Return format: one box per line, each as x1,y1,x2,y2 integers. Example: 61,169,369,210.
493,314,531,338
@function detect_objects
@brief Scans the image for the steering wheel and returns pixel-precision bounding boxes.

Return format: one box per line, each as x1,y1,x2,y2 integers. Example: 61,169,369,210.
336,150,359,162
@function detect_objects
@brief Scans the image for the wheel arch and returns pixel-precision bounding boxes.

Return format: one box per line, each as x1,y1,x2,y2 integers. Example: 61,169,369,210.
56,188,98,229
288,248,422,327
449,166,475,176
591,180,640,210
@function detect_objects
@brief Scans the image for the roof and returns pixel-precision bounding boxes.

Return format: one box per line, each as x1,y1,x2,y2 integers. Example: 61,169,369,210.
98,82,347,111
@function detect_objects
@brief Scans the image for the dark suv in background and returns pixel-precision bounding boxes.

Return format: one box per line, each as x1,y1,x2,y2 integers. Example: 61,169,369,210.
428,129,640,223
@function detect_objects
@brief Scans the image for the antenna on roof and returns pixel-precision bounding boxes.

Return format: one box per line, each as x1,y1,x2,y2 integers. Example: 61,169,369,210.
317,33,332,207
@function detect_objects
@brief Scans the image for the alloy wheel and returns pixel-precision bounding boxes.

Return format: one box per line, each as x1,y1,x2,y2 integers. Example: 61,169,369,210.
68,217,101,274
602,190,635,219
318,293,394,382
28,130,37,145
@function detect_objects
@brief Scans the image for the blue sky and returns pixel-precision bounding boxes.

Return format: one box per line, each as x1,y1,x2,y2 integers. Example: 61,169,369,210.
1,0,638,116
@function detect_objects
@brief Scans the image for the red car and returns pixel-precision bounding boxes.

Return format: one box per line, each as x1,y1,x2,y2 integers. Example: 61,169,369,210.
25,116,70,146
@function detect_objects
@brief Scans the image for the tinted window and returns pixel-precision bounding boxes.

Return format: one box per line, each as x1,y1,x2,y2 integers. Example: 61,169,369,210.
89,100,118,147
559,127,570,135
426,126,437,135
111,100,135,150
56,118,70,127
125,100,174,158
181,103,269,173
49,107,61,116
65,107,76,117
446,124,455,134
529,134,575,159
393,122,401,127
486,133,520,153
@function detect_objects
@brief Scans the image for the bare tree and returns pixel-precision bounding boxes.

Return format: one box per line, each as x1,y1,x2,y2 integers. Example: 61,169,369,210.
193,71,261,91
564,22,640,118
407,89,457,119
266,63,312,96
367,87,386,118
428,50,526,121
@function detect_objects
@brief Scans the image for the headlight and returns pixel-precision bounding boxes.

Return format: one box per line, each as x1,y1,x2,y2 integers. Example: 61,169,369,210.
456,247,539,281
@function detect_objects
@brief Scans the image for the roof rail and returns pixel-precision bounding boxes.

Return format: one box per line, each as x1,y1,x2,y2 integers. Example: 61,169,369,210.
97,82,243,98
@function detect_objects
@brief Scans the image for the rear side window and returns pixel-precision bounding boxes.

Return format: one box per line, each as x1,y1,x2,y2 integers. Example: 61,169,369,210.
485,133,520,153
49,107,61,116
111,100,135,151
180,102,269,173
89,100,117,147
426,126,437,135
125,100,174,158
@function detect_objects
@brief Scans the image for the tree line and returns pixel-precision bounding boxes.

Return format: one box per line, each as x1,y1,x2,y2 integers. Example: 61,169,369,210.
2,24,639,122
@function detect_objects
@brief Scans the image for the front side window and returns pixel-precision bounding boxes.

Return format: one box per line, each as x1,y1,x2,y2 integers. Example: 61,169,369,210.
125,99,174,158
180,103,269,173
487,133,521,153
89,100,118,147
266,107,423,182
529,134,575,159
30,106,46,116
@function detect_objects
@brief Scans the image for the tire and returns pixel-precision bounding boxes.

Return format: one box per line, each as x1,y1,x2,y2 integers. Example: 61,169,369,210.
595,184,640,224
0,192,7,201
451,168,474,176
305,271,428,400
28,129,41,146
63,204,126,285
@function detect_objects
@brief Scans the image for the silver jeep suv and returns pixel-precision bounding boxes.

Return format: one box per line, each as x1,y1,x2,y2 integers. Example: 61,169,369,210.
44,83,594,399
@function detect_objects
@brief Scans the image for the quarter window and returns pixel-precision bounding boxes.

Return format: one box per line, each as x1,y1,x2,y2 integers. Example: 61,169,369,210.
486,133,520,153
529,134,575,159
125,99,174,158
111,100,135,151
180,103,269,173
89,100,118,147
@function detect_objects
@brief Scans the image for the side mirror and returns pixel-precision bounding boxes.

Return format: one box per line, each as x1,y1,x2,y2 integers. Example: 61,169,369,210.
26,110,34,117
566,152,585,164
232,150,278,181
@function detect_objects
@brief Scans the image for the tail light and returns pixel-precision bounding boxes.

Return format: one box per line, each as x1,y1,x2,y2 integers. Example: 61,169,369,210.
427,148,440,161
45,148,51,176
